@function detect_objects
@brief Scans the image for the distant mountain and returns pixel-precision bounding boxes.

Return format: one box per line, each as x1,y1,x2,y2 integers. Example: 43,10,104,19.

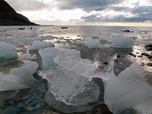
0,0,37,25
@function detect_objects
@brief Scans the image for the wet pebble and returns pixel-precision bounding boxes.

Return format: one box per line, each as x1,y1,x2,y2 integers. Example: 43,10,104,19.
103,62,108,65
145,44,152,51
128,53,136,57
146,63,152,67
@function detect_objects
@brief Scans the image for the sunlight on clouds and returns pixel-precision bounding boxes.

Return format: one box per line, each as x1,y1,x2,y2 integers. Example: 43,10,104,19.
21,9,85,22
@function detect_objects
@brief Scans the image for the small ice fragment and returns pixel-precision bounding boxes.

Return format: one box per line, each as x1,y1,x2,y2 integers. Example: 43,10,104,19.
0,42,17,60
28,40,55,51
30,27,38,37
85,37,101,48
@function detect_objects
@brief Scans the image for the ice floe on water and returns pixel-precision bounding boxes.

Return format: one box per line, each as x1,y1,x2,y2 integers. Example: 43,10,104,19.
0,60,38,91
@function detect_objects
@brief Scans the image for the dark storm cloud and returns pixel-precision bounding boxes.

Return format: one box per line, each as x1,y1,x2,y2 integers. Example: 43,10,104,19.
81,12,152,22
5,0,49,11
56,0,124,12
132,6,152,14
109,6,131,12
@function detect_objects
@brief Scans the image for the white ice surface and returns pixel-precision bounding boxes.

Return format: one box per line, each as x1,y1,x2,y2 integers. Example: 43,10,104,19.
104,63,152,114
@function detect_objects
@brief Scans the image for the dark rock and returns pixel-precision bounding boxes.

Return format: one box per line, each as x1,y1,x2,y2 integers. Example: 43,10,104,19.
141,53,152,59
141,53,149,56
117,55,121,58
0,0,37,25
103,62,108,65
91,102,113,114
123,30,131,32
141,62,145,66
146,63,152,67
115,60,119,62
145,44,152,51
128,53,136,57
138,55,142,57
61,27,68,29
18,28,26,30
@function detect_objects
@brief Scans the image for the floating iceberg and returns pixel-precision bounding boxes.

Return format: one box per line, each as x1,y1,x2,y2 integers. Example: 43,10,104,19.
111,35,134,48
28,40,55,51
104,63,152,114
0,60,38,91
0,42,17,60
39,47,81,70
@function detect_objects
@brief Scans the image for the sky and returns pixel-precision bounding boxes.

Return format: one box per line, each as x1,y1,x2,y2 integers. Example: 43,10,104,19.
5,0,152,25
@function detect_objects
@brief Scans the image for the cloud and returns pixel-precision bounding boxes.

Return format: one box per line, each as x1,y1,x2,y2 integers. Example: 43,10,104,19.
132,5,152,14
5,0,49,11
109,6,131,12
81,12,152,22
56,0,124,12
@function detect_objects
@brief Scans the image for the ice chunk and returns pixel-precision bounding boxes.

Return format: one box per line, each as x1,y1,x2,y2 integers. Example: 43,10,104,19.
85,37,101,48
28,40,54,51
9,60,38,87
39,56,106,112
0,60,38,91
0,42,17,60
45,68,100,106
39,48,81,70
55,57,111,80
30,27,38,37
111,35,134,48
104,63,152,114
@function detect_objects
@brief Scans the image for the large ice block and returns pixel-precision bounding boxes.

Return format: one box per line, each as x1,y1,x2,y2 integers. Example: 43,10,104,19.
104,63,152,114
